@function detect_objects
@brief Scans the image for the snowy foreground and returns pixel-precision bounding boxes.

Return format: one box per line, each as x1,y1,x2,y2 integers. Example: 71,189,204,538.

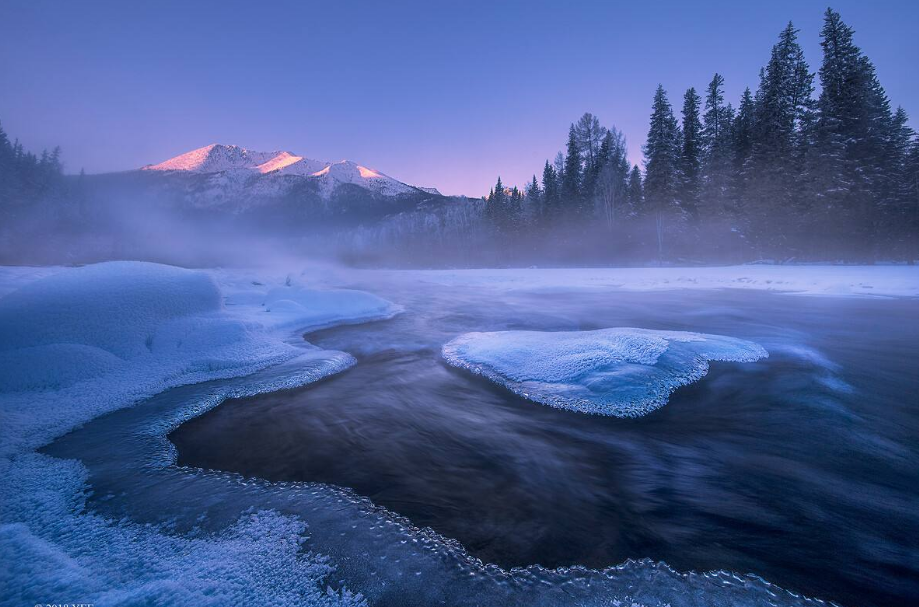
1,262,916,606
0,262,399,607
443,329,767,416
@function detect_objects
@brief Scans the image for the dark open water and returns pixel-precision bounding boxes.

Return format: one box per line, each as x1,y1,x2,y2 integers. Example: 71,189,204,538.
170,286,919,607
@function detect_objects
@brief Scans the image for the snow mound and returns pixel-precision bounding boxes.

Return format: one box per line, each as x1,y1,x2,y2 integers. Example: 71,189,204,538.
443,328,768,417
0,261,400,455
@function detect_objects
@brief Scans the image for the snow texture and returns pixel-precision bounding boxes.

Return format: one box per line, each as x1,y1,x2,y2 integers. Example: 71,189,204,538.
0,262,399,455
0,454,365,607
443,328,768,417
0,262,400,606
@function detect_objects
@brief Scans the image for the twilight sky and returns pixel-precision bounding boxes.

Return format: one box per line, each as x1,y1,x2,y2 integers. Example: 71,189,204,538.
1,0,916,197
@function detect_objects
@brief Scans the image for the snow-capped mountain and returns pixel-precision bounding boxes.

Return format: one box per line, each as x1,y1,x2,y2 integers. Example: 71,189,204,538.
142,144,428,199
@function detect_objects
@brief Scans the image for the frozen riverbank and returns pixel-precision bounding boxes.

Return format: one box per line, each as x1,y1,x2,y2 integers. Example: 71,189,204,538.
0,262,399,607
384,264,919,298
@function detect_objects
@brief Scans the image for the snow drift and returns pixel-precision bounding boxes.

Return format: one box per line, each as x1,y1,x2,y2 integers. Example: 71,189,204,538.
443,328,768,416
0,261,400,455
0,262,404,606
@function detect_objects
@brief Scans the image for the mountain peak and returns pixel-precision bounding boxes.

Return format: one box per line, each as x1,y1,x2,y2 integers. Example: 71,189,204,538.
144,144,281,173
141,144,431,199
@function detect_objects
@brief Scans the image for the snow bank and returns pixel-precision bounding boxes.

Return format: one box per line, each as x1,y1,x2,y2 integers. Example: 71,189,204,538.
405,265,919,298
0,261,401,606
0,261,399,455
443,328,767,416
0,265,62,298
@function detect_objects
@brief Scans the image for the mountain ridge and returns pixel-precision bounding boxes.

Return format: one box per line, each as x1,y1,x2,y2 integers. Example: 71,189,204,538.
142,143,441,198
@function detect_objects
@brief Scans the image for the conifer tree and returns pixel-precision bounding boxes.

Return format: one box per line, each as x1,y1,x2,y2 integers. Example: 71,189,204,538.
680,87,703,219
883,107,916,258
904,136,919,261
643,85,682,261
627,165,643,212
574,113,608,174
746,22,814,258
584,130,613,203
808,8,896,259
541,160,559,225
732,88,756,212
524,174,541,226
596,128,630,230
507,186,523,234
486,176,505,227
701,74,735,218
562,124,583,217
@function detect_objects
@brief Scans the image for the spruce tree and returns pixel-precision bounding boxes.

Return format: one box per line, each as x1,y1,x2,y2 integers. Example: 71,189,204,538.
701,74,735,219
904,136,919,261
507,186,523,234
732,88,756,213
643,85,682,262
524,174,541,226
562,124,583,218
541,160,559,225
746,21,814,259
887,107,917,259
808,8,896,259
487,176,506,228
627,165,643,213
680,87,703,220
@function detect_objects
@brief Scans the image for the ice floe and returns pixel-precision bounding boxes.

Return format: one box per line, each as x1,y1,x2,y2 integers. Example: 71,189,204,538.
443,328,768,416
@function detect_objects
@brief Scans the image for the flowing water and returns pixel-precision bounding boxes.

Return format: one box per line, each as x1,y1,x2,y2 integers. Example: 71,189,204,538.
48,280,919,606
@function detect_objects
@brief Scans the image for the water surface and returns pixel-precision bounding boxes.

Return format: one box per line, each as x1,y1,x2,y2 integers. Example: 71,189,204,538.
171,286,919,607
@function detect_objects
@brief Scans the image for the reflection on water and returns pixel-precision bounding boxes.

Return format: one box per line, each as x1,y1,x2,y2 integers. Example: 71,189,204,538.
171,287,918,607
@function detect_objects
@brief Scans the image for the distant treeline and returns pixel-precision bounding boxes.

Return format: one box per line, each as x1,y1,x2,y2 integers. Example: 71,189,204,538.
482,8,919,263
0,125,65,211
0,121,94,259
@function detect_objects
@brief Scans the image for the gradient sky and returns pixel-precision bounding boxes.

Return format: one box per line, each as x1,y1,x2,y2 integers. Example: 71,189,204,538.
1,0,916,196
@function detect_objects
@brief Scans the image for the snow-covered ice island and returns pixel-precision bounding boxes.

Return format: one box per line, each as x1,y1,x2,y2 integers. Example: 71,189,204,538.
443,328,768,416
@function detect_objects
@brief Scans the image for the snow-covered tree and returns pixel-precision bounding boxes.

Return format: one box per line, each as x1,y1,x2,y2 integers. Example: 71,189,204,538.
643,85,682,261
701,74,736,218
680,87,703,220
562,124,583,217
745,21,814,257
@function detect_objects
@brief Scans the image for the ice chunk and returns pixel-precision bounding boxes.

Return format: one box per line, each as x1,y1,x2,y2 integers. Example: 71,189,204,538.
443,328,768,417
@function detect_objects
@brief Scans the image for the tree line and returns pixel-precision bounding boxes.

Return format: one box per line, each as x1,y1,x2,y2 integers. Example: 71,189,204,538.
483,8,919,263
0,121,66,212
